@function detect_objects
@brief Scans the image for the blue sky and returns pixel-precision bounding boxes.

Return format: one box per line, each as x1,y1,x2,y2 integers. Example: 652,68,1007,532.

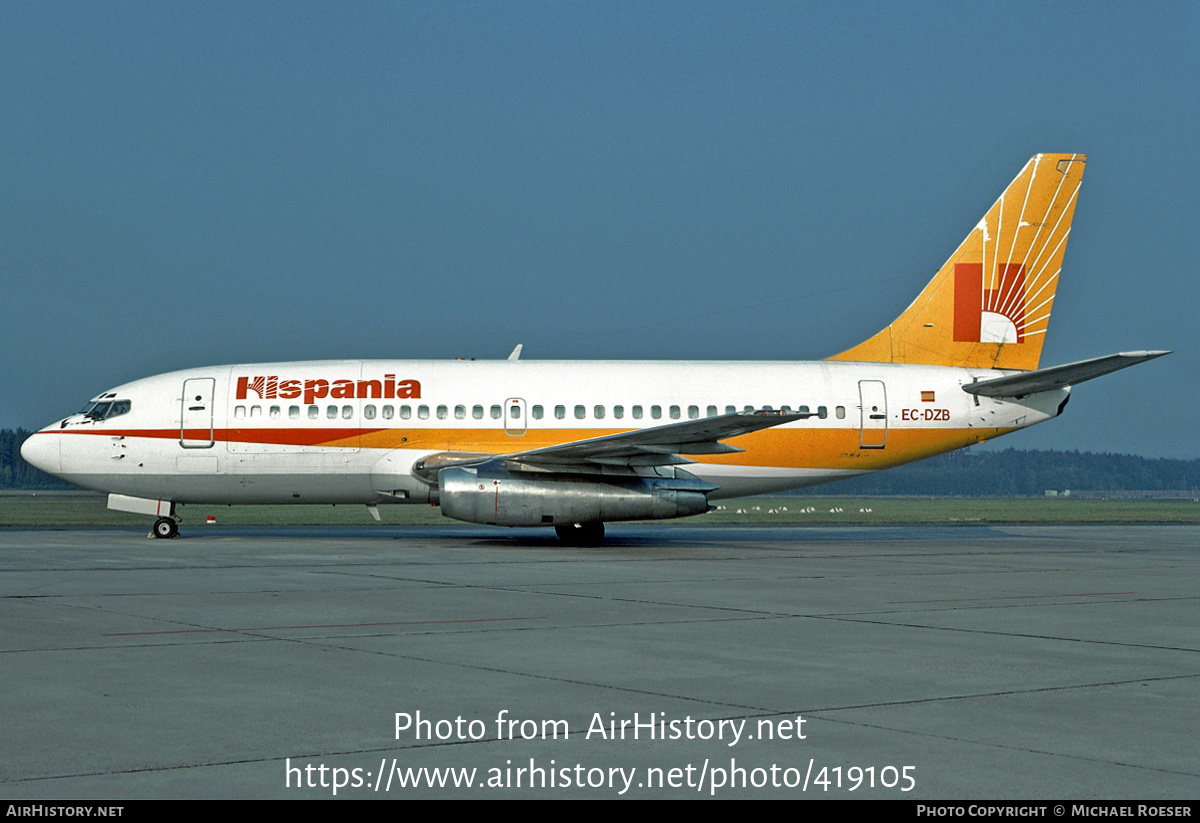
2,1,1196,457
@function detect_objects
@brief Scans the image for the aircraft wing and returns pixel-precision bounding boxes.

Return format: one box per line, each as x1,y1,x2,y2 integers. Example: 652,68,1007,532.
962,351,1170,398
405,411,805,480
412,410,807,479
494,409,806,469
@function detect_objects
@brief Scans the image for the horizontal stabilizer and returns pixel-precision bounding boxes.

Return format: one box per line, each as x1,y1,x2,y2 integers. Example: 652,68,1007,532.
962,351,1170,398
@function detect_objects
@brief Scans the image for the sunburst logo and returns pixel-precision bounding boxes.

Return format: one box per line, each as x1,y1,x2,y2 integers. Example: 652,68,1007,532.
953,262,1027,344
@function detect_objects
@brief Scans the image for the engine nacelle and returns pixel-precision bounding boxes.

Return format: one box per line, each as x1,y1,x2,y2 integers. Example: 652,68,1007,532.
438,465,715,527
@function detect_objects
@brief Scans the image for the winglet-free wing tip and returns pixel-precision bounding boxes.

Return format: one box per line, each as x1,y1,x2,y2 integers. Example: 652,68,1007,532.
1117,350,1171,359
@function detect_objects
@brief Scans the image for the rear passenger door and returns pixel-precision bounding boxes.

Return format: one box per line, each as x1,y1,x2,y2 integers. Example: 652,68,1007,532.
858,380,887,449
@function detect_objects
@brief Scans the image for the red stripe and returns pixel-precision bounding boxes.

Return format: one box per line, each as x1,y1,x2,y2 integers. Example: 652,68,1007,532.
953,263,982,342
48,428,386,447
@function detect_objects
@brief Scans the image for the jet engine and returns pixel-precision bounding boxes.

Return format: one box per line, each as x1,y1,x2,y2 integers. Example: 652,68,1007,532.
437,465,715,527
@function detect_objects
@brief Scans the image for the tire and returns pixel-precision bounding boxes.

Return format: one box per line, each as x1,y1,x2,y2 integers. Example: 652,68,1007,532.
153,517,179,539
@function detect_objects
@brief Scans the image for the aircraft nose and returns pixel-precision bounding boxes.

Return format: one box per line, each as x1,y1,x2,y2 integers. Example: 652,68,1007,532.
20,431,61,475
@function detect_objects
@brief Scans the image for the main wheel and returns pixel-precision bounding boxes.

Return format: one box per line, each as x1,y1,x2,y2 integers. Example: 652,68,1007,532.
153,517,179,539
554,522,605,546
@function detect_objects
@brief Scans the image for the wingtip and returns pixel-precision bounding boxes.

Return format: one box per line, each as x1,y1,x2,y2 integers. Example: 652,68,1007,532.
1117,350,1171,359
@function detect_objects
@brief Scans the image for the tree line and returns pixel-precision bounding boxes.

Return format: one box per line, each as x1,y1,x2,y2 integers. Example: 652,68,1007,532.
2,428,1198,496
790,447,1200,497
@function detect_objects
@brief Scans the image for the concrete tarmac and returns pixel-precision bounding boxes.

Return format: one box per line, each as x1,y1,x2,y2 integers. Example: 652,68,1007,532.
1,524,1197,799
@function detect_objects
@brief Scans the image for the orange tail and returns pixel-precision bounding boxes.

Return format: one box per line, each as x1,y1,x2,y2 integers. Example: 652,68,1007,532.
829,153,1086,371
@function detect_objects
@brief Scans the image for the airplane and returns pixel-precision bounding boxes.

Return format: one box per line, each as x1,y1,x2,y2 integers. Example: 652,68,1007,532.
20,153,1169,544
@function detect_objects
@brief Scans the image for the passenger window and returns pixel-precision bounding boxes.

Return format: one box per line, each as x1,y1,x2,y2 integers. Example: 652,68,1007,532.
818,406,828,419
436,405,448,420
651,406,662,419
510,404,520,419
400,405,411,419
532,405,543,419
418,405,429,420
342,405,353,419
574,405,586,420
836,406,846,419
688,405,699,419
613,405,624,419
234,406,246,419
632,405,643,419
289,406,300,419
555,405,566,420
326,405,338,419
473,405,484,419
799,405,809,415
364,405,376,420
454,405,466,420
308,406,319,419
382,405,394,419
269,405,280,419
490,405,502,420
707,405,717,417
594,405,605,419
725,405,736,415
250,405,262,418
743,405,754,413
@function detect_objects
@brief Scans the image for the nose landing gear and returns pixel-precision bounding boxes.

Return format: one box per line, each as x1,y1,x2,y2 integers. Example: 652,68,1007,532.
152,516,180,539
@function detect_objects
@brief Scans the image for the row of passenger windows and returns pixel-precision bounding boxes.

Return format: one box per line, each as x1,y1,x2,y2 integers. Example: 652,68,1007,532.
232,403,848,421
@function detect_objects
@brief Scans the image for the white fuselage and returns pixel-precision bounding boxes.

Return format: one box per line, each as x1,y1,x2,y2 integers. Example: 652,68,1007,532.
22,358,1065,508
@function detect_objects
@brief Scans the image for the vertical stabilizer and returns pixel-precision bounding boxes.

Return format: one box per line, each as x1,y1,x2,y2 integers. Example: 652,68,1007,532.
829,153,1086,370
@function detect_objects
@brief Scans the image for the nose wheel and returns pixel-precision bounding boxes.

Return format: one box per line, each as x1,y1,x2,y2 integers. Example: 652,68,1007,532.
152,517,180,539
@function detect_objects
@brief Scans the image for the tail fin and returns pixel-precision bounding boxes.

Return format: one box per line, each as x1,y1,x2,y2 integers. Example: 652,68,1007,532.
829,153,1086,371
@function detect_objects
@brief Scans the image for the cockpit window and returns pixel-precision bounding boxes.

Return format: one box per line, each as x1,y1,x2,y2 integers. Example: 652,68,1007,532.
80,399,131,420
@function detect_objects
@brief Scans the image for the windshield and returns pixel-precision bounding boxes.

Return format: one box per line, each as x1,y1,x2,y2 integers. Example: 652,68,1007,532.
78,399,131,420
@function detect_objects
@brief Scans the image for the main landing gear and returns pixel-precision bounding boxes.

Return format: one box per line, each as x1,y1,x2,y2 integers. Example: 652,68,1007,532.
554,522,605,546
152,516,180,539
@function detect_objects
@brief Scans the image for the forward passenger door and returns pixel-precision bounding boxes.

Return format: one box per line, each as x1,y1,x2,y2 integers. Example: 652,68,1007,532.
180,378,216,448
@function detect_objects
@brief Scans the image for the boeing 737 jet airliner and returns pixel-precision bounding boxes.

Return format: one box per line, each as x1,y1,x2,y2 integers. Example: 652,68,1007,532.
21,154,1168,543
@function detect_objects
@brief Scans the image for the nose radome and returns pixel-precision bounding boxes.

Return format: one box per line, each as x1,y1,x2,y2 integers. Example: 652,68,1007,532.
20,431,61,475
